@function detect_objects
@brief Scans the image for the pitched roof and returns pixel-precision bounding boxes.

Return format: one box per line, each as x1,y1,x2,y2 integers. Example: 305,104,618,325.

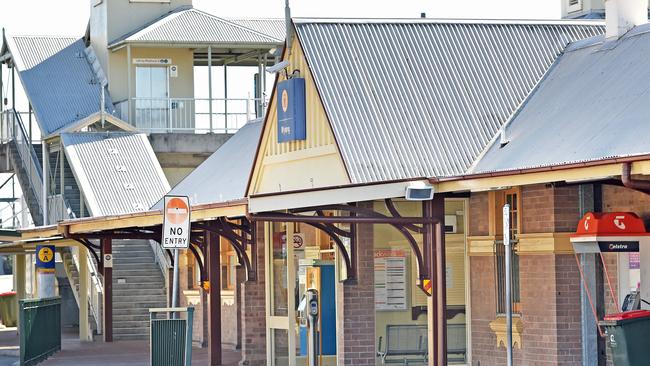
5,36,116,135
293,19,604,184
62,132,170,217
109,7,283,48
227,18,286,41
470,24,650,174
152,119,263,210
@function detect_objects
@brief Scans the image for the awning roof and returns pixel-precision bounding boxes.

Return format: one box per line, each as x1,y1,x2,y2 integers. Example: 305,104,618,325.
61,132,170,217
293,18,604,184
470,24,650,175
152,118,263,210
108,6,284,49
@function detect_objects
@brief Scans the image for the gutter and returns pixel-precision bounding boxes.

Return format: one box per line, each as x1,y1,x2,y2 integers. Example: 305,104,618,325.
621,162,650,194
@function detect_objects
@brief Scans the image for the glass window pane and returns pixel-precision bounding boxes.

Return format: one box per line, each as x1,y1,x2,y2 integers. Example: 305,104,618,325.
272,329,290,366
272,222,288,317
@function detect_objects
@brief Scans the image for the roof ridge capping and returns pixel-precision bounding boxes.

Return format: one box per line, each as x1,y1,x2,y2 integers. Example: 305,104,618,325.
292,17,605,26
565,21,650,53
191,8,284,42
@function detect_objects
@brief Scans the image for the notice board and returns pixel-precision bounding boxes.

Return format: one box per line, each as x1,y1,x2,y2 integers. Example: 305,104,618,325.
374,250,407,310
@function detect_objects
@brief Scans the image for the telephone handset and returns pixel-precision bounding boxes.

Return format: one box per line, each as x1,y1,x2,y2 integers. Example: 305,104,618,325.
622,290,641,312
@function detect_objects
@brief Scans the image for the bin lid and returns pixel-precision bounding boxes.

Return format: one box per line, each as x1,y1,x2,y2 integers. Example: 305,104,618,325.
604,310,650,321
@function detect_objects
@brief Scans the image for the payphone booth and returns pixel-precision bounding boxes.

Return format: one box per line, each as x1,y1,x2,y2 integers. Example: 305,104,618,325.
571,212,650,365
298,260,336,366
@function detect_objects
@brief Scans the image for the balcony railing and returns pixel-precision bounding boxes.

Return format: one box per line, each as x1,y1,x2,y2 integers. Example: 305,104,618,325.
115,97,266,134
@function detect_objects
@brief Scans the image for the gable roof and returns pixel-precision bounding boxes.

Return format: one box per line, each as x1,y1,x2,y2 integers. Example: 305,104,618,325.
62,132,170,217
4,36,116,136
109,7,283,48
293,18,604,184
470,24,650,174
152,119,263,210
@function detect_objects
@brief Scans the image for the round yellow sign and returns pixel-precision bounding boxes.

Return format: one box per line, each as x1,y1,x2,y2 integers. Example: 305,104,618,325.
281,89,289,112
38,247,54,263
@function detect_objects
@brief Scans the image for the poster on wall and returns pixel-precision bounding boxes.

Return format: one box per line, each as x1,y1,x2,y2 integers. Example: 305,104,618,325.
374,250,407,311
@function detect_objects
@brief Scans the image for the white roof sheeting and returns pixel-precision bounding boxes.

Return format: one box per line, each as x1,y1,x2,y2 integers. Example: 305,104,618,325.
471,24,650,174
294,19,604,183
62,133,170,217
228,18,286,41
109,7,283,47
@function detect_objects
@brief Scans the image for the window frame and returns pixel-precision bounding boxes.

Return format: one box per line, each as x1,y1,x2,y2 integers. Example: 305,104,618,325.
494,187,522,315
568,0,583,13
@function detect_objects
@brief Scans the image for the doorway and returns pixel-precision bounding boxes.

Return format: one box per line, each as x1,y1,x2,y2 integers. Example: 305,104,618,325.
135,66,169,131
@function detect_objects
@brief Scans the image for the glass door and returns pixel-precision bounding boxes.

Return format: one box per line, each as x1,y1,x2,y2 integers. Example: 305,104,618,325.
135,66,169,131
266,222,297,366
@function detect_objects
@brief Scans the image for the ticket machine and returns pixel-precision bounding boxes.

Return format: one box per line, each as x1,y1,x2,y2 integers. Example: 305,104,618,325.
298,260,336,364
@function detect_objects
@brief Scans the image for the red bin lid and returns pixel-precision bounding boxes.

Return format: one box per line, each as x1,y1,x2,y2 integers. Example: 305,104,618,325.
604,310,650,321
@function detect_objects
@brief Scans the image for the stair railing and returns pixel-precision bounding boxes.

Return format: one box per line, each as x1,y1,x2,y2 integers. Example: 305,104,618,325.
2,110,43,212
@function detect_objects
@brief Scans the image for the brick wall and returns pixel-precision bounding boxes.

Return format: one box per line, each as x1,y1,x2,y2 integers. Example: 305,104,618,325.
470,192,489,236
336,221,376,365
469,185,583,365
239,222,267,366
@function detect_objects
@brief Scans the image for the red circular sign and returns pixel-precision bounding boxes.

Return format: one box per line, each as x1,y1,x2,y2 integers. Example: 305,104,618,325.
166,198,189,225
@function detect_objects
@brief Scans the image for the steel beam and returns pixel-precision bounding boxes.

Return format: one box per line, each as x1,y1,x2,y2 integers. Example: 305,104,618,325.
207,230,222,365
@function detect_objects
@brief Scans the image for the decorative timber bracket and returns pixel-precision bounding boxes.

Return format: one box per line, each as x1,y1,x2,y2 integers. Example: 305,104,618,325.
248,198,442,290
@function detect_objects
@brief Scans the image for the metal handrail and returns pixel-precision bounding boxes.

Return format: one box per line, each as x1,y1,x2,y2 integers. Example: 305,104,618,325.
116,96,267,134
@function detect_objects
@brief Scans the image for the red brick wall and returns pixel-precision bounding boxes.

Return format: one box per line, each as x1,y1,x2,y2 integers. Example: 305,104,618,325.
336,221,376,365
239,222,267,365
470,192,489,236
469,185,584,365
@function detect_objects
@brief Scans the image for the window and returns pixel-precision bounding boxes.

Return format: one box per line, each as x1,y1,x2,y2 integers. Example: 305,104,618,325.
568,0,583,13
495,188,521,314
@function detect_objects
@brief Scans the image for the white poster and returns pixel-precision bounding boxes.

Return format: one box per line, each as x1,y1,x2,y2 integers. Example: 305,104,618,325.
375,250,407,310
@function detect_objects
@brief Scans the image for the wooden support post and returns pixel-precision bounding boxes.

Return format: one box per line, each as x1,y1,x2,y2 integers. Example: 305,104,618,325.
425,196,447,366
79,247,90,341
207,230,222,365
168,267,174,307
14,254,25,328
102,238,113,342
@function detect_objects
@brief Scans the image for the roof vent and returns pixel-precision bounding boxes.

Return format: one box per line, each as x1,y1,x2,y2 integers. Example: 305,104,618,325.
421,12,426,18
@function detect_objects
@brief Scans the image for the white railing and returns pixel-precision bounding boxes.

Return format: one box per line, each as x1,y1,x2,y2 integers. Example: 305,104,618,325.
47,194,76,224
1,110,43,211
71,246,103,336
115,97,266,134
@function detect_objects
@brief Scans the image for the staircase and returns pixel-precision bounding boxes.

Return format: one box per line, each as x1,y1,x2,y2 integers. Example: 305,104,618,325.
113,239,167,340
61,248,101,335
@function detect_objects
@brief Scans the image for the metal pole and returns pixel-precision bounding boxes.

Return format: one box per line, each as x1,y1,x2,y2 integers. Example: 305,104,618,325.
11,65,15,111
100,82,106,128
208,46,213,133
127,45,132,123
171,249,180,316
42,141,48,225
503,203,513,366
223,64,228,133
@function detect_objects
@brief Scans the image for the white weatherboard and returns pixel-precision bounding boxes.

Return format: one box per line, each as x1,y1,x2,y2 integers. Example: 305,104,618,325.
162,195,191,249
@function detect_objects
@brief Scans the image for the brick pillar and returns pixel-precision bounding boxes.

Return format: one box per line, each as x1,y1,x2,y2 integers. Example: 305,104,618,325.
240,222,266,366
336,221,375,365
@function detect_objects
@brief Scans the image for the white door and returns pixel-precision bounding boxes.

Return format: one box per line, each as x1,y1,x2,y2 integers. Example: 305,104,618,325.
135,66,169,131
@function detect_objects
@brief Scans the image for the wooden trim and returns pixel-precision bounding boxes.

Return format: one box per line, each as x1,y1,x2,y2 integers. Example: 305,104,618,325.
516,232,573,255
467,235,497,256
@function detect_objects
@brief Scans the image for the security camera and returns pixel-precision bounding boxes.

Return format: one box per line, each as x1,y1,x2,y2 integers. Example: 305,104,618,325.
405,181,435,201
266,60,290,74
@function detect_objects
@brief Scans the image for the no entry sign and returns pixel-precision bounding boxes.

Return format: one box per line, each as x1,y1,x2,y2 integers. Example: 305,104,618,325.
162,196,190,249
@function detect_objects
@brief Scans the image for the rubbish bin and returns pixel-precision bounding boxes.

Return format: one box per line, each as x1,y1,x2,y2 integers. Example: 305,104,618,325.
599,310,650,366
0,292,17,327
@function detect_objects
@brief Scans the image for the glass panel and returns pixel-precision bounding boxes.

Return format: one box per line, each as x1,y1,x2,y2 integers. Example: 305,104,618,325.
272,329,290,366
272,222,289,317
135,66,168,129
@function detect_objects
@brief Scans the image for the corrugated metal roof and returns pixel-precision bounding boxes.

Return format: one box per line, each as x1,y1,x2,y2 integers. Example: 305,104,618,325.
152,119,262,210
62,132,170,217
8,35,77,70
228,18,286,41
109,7,283,47
294,19,604,183
470,24,650,174
8,37,115,135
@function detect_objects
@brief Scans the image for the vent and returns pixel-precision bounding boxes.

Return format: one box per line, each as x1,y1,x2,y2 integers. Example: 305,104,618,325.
568,0,582,12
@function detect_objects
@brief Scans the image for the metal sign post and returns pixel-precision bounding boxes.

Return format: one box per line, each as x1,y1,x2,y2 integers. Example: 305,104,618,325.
162,196,191,318
503,204,513,366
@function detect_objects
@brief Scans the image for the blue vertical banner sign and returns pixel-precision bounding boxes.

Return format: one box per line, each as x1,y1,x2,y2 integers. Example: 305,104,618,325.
36,245,56,298
277,78,307,142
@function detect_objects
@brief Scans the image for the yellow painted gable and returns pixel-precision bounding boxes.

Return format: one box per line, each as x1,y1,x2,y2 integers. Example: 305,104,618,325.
249,38,350,195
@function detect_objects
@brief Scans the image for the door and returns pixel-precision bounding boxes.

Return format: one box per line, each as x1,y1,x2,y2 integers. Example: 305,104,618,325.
135,66,169,131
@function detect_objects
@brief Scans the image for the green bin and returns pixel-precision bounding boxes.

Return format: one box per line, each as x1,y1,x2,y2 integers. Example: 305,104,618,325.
0,292,17,327
599,310,650,366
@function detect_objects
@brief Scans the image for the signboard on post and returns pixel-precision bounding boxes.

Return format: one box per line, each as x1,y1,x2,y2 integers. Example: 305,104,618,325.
276,78,306,143
162,196,191,249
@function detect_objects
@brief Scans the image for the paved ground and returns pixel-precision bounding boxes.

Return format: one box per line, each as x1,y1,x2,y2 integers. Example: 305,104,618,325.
0,328,242,366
